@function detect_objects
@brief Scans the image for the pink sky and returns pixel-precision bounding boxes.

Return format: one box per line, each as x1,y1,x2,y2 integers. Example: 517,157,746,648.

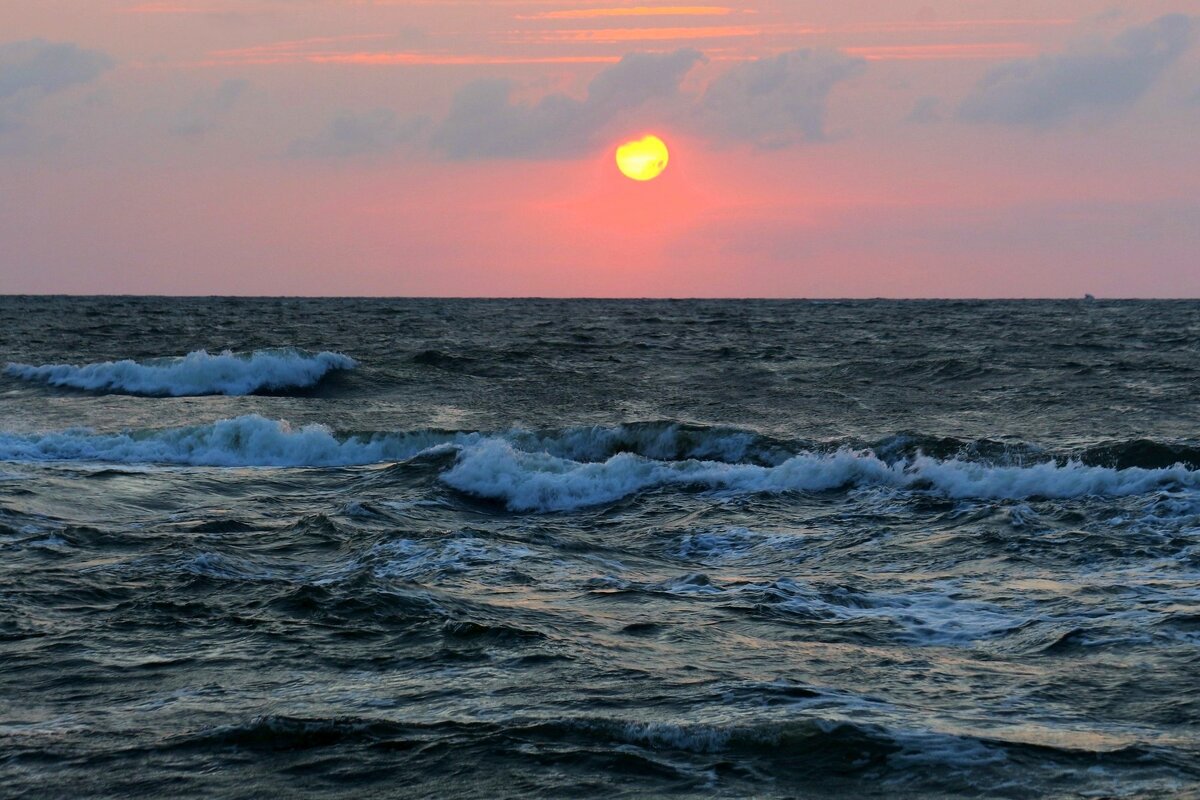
0,0,1198,297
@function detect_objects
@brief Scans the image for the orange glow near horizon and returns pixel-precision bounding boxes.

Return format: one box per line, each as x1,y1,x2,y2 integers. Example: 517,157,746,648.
201,46,622,67
845,42,1037,60
511,25,786,42
521,6,737,20
616,136,670,181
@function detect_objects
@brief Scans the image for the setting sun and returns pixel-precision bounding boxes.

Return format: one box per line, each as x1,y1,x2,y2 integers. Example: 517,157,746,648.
615,135,669,181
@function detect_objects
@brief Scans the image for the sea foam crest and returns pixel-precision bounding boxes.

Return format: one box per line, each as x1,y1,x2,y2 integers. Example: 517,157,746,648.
441,439,1200,511
4,348,356,396
3,418,1200,507
0,415,465,467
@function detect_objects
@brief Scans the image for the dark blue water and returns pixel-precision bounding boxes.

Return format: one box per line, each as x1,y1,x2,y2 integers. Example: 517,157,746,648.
2,298,1198,798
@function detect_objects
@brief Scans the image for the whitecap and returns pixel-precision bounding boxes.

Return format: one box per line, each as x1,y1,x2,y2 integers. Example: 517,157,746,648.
440,439,1200,512
5,348,356,396
0,415,469,467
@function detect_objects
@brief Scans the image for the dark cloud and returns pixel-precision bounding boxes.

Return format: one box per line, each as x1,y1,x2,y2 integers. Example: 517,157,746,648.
288,108,428,158
695,48,866,146
960,14,1195,125
171,79,248,136
434,49,704,159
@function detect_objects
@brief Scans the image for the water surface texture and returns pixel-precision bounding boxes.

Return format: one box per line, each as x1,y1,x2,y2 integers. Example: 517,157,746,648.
2,298,1198,799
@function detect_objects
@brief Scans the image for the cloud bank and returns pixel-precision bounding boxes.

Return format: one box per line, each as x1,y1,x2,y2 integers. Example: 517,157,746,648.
171,78,248,136
435,49,704,159
696,49,866,146
0,39,113,134
0,39,113,100
960,14,1195,125
434,46,864,159
288,108,428,158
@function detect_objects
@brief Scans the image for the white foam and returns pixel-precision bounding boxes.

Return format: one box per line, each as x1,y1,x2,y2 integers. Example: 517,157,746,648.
440,439,902,512
5,420,1200,509
909,455,1198,500
440,440,1200,512
5,348,356,396
0,415,466,467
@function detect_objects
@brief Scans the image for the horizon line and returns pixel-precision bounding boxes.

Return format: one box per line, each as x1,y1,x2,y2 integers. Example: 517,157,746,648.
1,294,1192,301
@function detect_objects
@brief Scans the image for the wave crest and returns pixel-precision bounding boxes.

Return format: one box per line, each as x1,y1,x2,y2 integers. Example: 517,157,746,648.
4,348,356,396
441,439,1200,512
3,417,1199,509
0,415,463,467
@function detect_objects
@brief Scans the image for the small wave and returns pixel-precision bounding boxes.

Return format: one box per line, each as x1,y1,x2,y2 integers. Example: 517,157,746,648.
1082,439,1200,471
182,552,288,583
411,349,478,371
0,415,467,467
565,714,1012,779
171,715,412,751
587,574,1026,647
4,348,356,396
370,536,535,581
410,347,536,377
0,419,772,470
735,578,1029,646
674,528,773,561
509,421,774,464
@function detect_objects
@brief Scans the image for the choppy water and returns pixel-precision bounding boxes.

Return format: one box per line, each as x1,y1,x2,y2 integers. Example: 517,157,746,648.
2,297,1199,799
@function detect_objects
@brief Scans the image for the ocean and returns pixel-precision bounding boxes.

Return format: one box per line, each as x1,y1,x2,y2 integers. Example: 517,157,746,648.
1,296,1198,799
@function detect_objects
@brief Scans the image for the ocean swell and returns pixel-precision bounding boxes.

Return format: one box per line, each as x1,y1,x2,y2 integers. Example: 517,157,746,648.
2,417,1199,508
4,348,356,396
0,415,466,467
441,439,1200,511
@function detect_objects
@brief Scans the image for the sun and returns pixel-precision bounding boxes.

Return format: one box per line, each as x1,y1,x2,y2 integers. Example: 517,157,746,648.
615,135,669,181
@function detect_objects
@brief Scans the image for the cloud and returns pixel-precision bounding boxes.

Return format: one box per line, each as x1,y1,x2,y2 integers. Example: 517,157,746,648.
434,47,864,158
696,48,866,146
434,49,704,159
288,108,428,158
905,96,941,124
0,39,113,101
959,14,1195,125
0,39,112,136
171,78,248,136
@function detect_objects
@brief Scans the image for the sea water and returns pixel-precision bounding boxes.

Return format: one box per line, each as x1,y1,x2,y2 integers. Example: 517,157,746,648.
1,297,1198,798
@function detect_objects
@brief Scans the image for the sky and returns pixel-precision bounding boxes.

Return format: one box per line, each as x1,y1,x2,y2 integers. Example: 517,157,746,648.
0,0,1198,297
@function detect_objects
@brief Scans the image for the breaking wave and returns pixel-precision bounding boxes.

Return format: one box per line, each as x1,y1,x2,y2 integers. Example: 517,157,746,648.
2,417,1199,509
4,348,356,396
0,415,465,467
441,438,1200,512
